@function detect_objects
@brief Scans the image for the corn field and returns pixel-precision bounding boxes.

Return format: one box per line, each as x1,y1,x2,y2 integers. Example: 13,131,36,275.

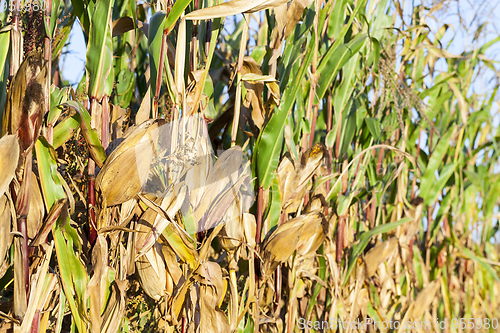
0,0,500,331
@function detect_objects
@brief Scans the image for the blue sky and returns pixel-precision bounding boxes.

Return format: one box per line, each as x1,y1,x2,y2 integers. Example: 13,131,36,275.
60,0,500,85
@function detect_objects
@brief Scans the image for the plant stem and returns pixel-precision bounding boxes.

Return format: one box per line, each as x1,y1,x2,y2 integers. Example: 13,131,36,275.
44,0,53,144
9,0,22,78
17,153,32,296
153,30,168,118
231,14,249,147
255,186,263,246
336,215,344,268
88,98,97,246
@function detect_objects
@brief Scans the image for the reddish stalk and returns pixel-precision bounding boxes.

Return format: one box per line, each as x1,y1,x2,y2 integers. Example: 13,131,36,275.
44,0,53,144
336,215,344,268
370,194,376,229
153,30,168,118
31,310,40,333
101,96,110,150
308,106,318,149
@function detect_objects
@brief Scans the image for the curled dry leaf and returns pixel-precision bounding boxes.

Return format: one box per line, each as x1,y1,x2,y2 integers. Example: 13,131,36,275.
412,280,441,319
296,211,327,256
87,235,110,332
239,57,267,130
100,279,127,333
269,0,312,63
188,145,254,234
30,198,66,247
195,262,230,333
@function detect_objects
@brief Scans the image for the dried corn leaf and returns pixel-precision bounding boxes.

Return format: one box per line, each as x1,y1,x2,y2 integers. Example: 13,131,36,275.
27,172,44,240
363,237,399,277
296,211,327,256
101,279,127,333
30,198,66,247
87,235,109,332
0,194,12,279
190,262,230,332
412,280,440,319
185,0,289,20
281,144,325,213
136,182,187,254
188,146,253,234
0,135,20,197
269,0,312,63
219,199,245,253
19,243,54,332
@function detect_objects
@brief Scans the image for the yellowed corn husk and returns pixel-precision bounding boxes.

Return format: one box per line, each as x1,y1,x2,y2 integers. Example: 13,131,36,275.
279,144,326,214
96,119,164,206
303,194,326,213
261,211,325,277
135,242,167,301
296,212,327,256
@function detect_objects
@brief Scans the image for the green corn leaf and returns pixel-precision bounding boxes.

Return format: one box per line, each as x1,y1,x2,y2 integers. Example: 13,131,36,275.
86,0,114,100
62,101,106,168
255,33,314,189
460,246,500,283
53,114,81,149
148,11,168,113
0,30,9,117
36,137,88,333
419,127,454,205
315,34,367,104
